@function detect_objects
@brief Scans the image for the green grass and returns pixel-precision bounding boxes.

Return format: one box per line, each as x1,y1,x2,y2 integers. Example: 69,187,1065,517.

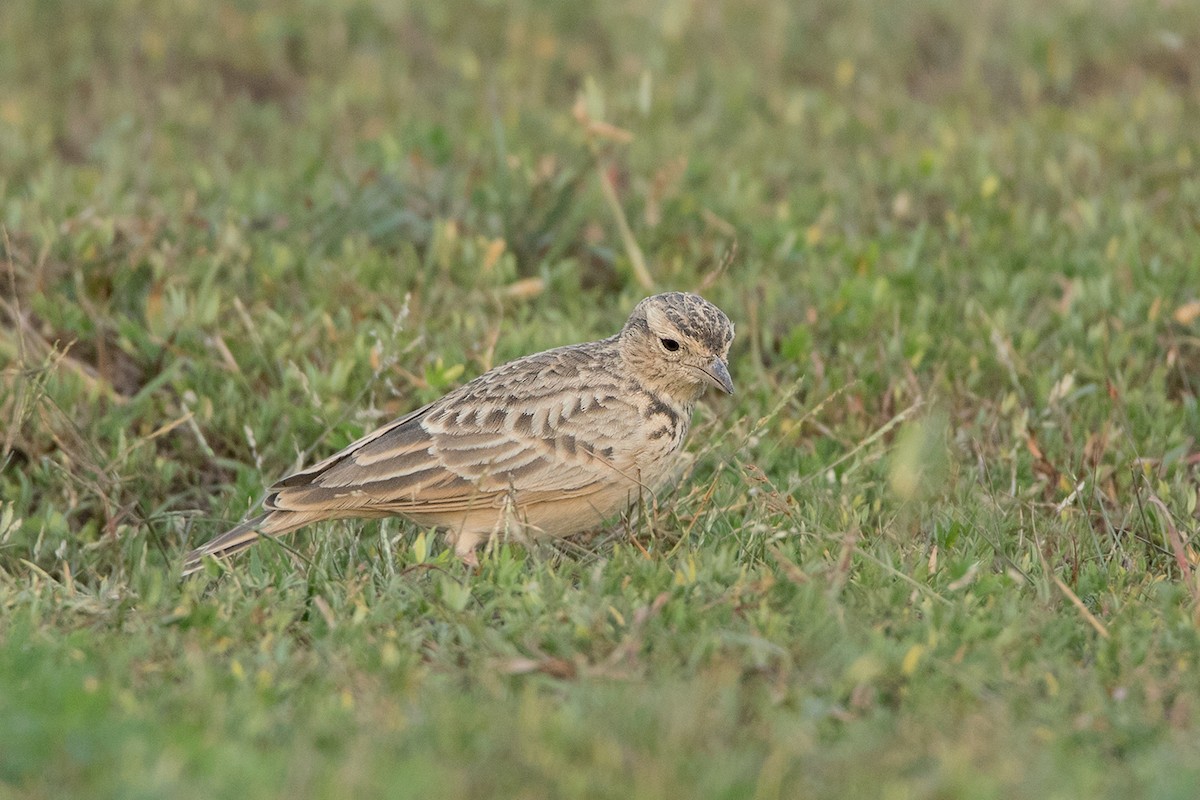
3,0,1200,797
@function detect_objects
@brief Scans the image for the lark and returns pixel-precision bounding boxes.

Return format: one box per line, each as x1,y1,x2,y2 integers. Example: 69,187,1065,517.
183,292,734,576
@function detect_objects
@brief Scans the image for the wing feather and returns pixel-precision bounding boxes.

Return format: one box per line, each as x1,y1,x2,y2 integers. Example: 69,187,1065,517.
263,349,646,519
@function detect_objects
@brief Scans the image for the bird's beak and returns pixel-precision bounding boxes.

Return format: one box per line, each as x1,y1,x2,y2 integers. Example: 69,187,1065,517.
703,357,735,395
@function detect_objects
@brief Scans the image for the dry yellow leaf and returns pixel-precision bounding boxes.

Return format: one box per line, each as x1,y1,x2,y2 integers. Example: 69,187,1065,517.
1173,300,1200,325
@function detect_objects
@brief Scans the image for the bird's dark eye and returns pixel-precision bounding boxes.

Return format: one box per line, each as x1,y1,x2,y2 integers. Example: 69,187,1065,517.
660,338,680,352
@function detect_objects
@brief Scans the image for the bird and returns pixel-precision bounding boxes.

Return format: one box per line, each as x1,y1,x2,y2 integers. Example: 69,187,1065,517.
183,292,734,576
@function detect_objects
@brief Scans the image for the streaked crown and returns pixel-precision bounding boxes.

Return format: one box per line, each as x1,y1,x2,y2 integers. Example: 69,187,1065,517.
624,292,734,355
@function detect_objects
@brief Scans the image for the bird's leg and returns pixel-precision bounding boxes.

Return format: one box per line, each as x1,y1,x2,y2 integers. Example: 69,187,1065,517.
459,547,480,569
447,528,482,567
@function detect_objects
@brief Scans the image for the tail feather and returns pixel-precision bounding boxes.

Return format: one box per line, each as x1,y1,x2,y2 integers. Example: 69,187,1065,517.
182,512,306,577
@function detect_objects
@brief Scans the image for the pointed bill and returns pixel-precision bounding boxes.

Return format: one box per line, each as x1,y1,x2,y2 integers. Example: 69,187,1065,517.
703,357,734,395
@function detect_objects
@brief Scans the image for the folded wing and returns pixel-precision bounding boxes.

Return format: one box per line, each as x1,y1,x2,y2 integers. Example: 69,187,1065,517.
264,381,644,518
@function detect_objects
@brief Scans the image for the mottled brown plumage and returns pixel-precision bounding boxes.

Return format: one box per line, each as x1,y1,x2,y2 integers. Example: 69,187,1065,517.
183,292,734,576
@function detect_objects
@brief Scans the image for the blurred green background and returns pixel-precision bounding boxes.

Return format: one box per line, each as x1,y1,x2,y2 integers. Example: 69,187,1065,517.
2,1,1200,797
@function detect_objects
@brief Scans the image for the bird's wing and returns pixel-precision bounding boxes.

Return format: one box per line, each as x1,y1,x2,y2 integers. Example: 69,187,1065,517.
264,356,646,517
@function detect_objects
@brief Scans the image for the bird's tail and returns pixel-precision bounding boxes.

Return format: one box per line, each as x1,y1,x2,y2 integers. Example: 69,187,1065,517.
182,512,306,577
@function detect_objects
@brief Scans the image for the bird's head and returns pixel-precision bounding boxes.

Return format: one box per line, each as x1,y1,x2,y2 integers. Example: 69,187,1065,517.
619,292,735,403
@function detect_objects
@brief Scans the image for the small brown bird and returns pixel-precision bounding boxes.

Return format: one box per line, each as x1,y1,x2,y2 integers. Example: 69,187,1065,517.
183,292,734,576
